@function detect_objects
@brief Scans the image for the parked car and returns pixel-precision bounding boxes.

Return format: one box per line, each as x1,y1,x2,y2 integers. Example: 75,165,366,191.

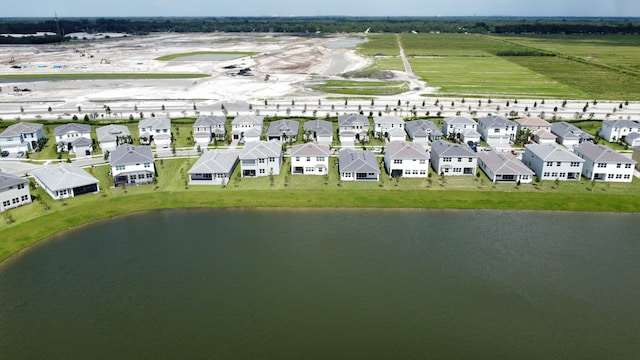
1,150,9,157
17,151,25,158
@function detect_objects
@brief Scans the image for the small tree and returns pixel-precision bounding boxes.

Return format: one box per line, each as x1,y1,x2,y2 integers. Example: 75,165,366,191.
47,106,52,113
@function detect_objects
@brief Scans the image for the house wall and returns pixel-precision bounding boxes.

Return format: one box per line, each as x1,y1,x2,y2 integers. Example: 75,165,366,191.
580,159,635,182
241,156,282,177
431,153,477,176
0,182,31,212
599,123,640,142
190,171,234,185
442,122,476,136
340,171,379,181
478,159,533,184
99,140,118,154
0,136,27,153
291,155,329,175
113,162,155,179
522,150,583,181
384,155,429,178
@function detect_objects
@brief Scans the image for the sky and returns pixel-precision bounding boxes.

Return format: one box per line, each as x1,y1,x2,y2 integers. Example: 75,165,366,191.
4,0,639,18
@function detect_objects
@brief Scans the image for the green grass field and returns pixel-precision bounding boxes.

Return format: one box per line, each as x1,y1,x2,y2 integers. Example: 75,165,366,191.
311,80,408,96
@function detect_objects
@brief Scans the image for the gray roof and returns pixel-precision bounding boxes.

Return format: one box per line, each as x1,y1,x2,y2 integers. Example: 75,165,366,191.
71,137,93,147
405,120,442,138
625,132,640,143
551,122,594,140
32,163,99,191
54,123,90,136
239,140,281,159
232,115,264,126
110,145,154,166
0,122,43,137
573,142,636,164
602,119,639,129
188,150,239,174
373,115,404,125
0,172,27,189
385,141,429,160
194,115,226,128
96,125,131,142
479,151,534,176
139,116,171,129
524,143,584,162
266,120,299,137
478,115,516,128
303,120,333,136
515,117,550,127
431,140,477,158
290,143,330,157
338,113,368,127
339,148,379,173
535,129,557,139
443,116,476,126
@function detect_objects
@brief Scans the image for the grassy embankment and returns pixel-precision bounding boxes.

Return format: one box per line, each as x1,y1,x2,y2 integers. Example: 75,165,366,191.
154,51,259,61
0,73,210,80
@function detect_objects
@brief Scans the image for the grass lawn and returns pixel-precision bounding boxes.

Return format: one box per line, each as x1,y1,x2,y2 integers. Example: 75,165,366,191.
312,80,409,96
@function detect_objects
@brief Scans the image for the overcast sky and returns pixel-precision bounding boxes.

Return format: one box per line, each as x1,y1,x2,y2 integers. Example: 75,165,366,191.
5,0,639,18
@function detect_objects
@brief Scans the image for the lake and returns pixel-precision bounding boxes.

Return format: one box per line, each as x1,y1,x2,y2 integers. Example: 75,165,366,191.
1,208,639,359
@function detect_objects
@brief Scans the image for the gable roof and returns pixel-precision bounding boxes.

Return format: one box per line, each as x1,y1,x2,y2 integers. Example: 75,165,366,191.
188,150,239,174
373,115,404,125
303,120,333,136
266,120,299,137
405,120,442,138
32,163,99,191
573,142,637,164
339,148,379,173
385,141,429,160
478,115,516,128
431,140,477,158
239,140,281,159
139,116,171,129
96,125,131,142
443,116,475,126
290,143,330,157
524,143,584,162
0,172,27,189
479,151,534,176
535,129,557,139
110,145,154,166
54,123,90,136
625,132,640,143
602,119,640,129
515,117,550,127
232,115,264,126
71,137,93,147
551,122,593,140
194,115,226,128
338,113,368,127
0,122,43,137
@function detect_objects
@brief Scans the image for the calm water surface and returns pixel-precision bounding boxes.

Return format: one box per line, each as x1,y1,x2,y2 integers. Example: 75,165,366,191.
1,209,639,359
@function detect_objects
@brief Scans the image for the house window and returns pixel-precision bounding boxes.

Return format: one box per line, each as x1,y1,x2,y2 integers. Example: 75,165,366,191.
394,159,403,164
259,169,265,174
419,170,426,175
216,173,226,178
556,162,561,166
404,170,411,174
306,167,314,172
412,170,419,175
258,158,265,164
625,164,632,169
570,162,580,167
419,159,426,164
144,163,150,168
597,163,606,168
543,172,550,177
624,175,631,179
608,174,614,179
12,198,19,204
269,157,276,162
317,156,325,162
2,200,10,207
306,157,311,161
494,128,500,133
343,173,352,178
458,158,462,162
21,195,29,201
468,158,473,162
115,165,125,171
546,162,553,166
559,173,566,178
616,174,622,179
295,157,300,161
453,168,461,173
443,157,451,162
146,173,153,179
17,184,25,189
551,172,558,177
616,163,621,168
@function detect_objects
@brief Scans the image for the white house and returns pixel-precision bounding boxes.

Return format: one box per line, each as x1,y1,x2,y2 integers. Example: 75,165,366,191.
460,128,481,145
551,122,593,147
188,150,239,185
290,143,330,175
633,147,640,171
338,148,379,181
231,115,264,141
32,163,100,200
442,116,476,138
430,140,478,176
109,145,155,187
598,120,640,143
303,120,333,144
533,130,557,145
478,115,517,148
96,124,132,154
54,123,92,156
625,132,640,147
338,113,369,145
0,172,31,212
239,140,282,177
0,122,44,154
522,143,584,181
139,116,171,148
573,142,636,182
478,151,534,183
383,141,429,178
193,115,226,146
405,120,443,145
373,115,404,140
266,119,299,143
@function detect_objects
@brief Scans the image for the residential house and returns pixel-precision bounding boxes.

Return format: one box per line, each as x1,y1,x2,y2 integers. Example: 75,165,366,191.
54,123,92,157
266,119,299,143
625,132,640,147
460,128,481,145
290,143,330,175
32,163,100,200
633,146,640,171
338,113,369,145
383,141,429,178
0,122,44,154
109,145,155,187
139,116,171,148
96,124,132,154
303,120,333,144
522,143,584,181
573,142,636,182
0,172,31,212
430,140,478,176
405,120,443,145
193,115,226,146
239,140,282,177
515,116,551,133
231,115,264,141
551,122,594,147
338,148,379,181
478,151,534,183
373,115,405,141
478,115,517,148
598,119,640,143
188,150,239,185
533,130,557,145
441,116,476,138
